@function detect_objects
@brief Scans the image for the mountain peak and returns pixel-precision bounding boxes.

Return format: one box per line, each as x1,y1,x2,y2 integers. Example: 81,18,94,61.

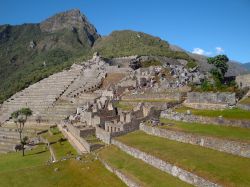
40,9,98,34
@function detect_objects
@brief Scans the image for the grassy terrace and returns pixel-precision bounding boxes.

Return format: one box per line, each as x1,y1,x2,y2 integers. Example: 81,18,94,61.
0,128,125,187
41,127,77,160
175,106,250,120
0,145,50,173
114,101,134,111
0,153,126,187
116,131,250,187
160,118,250,143
99,146,192,187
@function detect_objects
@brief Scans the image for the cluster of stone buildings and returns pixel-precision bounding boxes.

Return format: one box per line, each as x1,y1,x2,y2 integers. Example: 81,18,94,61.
64,90,152,146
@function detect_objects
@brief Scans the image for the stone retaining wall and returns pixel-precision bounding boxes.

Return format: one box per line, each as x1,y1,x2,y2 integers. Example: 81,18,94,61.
99,157,140,187
140,124,250,158
185,92,236,109
112,140,220,187
237,103,250,111
236,74,250,88
122,92,182,101
161,110,250,128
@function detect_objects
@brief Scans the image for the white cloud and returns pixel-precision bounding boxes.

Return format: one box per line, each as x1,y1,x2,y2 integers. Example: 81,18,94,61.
192,48,211,56
215,47,224,54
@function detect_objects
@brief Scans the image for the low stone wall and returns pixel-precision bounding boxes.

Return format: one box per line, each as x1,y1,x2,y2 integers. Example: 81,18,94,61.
122,92,182,101
161,110,250,128
237,103,250,111
140,124,250,158
99,157,140,187
112,140,219,187
185,92,236,109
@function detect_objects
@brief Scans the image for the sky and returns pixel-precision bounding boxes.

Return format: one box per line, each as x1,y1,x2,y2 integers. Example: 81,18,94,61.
0,0,250,63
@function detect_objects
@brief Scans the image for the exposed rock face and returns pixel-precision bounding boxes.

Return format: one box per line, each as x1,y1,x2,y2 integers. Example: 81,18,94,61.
40,9,100,45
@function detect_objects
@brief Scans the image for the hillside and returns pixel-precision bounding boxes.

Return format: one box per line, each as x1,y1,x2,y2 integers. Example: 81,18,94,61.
0,9,99,103
242,62,250,71
93,30,193,62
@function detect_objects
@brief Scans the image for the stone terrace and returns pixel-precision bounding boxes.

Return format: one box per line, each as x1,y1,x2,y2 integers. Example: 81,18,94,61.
0,64,83,124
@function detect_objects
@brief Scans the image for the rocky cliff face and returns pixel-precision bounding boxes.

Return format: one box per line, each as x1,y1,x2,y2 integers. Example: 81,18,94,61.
40,9,100,46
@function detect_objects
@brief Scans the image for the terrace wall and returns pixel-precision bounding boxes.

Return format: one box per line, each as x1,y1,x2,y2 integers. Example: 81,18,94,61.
161,110,250,128
140,124,250,158
112,140,219,187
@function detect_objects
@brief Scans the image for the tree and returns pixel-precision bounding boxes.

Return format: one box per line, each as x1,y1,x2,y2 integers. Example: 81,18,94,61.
11,108,32,156
207,55,229,82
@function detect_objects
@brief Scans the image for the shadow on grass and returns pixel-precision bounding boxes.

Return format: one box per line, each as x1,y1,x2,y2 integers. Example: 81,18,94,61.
25,150,47,156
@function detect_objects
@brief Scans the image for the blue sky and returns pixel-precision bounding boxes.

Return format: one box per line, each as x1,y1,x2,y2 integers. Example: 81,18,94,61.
1,0,250,63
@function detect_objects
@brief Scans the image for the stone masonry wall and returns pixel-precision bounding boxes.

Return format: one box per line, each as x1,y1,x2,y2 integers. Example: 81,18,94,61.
112,140,220,187
96,127,111,144
236,74,250,88
185,92,236,109
122,92,182,101
140,124,250,158
237,103,250,111
161,110,250,128
98,157,140,187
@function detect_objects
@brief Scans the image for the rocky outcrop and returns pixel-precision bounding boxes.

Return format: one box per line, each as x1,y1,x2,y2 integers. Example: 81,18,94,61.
40,9,100,45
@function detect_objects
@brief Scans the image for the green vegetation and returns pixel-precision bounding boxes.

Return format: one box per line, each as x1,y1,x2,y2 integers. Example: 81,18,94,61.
0,24,93,103
207,55,229,81
0,144,50,173
11,107,33,156
174,106,250,120
99,146,192,187
41,127,77,160
0,152,125,187
186,60,198,69
93,30,194,61
0,127,125,187
114,101,134,111
141,60,162,68
160,118,250,142
116,131,250,187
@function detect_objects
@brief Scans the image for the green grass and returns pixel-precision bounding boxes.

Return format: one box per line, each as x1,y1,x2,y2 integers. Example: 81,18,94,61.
0,154,126,187
51,141,77,160
116,131,250,187
0,144,50,173
99,146,192,187
41,127,63,143
141,60,162,68
41,127,77,160
0,131,125,187
175,106,250,120
160,118,250,143
114,101,134,111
